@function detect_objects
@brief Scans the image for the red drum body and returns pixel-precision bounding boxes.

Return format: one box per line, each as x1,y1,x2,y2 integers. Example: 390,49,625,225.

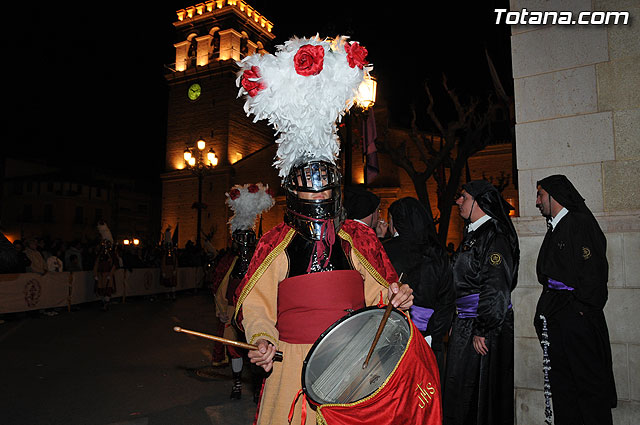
302,306,442,425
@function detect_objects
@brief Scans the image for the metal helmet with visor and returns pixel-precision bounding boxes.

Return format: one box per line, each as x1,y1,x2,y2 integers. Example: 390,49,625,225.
284,160,345,241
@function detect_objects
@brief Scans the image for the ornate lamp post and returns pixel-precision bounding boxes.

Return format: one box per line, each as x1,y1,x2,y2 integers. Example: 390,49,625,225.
183,138,219,248
345,74,377,185
355,74,377,110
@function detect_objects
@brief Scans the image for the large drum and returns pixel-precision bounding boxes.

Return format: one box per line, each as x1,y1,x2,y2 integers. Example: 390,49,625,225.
301,306,442,424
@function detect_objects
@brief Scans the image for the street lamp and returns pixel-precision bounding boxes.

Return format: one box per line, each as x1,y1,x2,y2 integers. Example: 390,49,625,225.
345,74,377,185
183,138,218,248
355,74,377,110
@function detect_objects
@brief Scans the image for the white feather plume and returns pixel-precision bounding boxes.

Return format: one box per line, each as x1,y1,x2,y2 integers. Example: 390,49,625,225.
236,35,371,179
225,183,275,233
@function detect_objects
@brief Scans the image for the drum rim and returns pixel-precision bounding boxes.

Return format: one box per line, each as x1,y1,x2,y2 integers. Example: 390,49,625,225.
301,305,411,406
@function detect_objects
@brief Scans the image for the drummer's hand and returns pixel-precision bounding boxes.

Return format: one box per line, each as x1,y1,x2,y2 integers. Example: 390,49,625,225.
388,282,413,310
473,336,488,356
248,338,277,372
216,311,229,324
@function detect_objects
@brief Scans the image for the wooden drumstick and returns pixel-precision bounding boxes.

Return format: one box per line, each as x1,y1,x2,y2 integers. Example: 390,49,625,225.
173,326,283,362
363,273,403,369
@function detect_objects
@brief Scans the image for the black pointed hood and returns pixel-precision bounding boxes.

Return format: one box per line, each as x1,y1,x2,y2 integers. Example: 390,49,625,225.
388,197,437,245
536,174,588,213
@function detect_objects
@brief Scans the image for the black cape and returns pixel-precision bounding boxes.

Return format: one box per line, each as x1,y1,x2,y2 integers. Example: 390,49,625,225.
534,175,616,423
443,181,518,425
383,198,455,360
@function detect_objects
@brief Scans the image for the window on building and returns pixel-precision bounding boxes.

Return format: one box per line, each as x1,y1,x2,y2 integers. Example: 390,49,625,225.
23,205,33,222
95,208,103,223
74,206,84,224
43,204,53,223
11,182,23,195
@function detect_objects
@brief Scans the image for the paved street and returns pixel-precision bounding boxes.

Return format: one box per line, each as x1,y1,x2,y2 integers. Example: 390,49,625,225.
0,290,258,425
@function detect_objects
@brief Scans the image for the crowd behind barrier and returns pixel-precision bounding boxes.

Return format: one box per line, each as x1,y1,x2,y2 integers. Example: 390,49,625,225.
0,233,211,273
0,232,223,315
0,267,206,314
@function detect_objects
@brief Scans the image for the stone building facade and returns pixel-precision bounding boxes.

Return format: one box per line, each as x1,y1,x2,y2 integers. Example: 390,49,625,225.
161,1,278,249
508,1,640,423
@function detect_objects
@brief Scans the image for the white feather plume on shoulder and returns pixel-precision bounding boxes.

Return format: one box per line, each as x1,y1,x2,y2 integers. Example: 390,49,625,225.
236,35,371,179
225,183,275,233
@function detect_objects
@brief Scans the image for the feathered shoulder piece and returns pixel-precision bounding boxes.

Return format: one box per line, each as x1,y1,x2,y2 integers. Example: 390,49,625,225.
236,35,371,179
225,183,276,233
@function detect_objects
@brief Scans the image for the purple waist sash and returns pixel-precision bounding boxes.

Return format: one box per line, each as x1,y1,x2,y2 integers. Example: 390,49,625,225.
456,293,513,319
409,305,434,331
547,278,574,291
456,293,480,319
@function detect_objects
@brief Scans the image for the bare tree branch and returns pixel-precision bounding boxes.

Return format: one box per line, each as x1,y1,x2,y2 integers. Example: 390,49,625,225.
377,71,508,243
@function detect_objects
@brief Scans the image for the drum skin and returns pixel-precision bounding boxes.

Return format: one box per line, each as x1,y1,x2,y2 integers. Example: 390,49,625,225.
305,307,443,425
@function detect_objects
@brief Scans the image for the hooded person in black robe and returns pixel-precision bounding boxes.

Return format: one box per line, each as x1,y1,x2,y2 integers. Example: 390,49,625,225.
443,180,519,425
383,197,455,382
534,174,616,425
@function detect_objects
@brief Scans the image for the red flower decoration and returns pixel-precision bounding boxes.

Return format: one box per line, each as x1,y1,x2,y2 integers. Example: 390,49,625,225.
241,66,266,97
344,42,368,69
229,188,241,200
266,187,276,197
294,44,325,76
248,184,259,193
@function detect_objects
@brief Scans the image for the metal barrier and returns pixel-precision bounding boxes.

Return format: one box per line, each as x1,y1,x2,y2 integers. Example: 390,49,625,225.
0,267,204,314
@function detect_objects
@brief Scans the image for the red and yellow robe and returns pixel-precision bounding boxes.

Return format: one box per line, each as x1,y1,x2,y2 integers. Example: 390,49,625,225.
233,220,442,425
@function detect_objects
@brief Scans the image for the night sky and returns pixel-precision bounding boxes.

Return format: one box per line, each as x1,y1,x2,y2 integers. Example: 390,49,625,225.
6,1,512,178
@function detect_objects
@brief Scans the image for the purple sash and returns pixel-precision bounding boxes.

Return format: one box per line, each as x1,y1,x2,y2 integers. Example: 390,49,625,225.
456,293,480,319
456,293,512,319
409,305,434,331
547,278,574,291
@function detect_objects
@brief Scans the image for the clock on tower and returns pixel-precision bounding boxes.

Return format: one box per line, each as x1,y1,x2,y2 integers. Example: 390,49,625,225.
163,1,276,251
187,83,201,101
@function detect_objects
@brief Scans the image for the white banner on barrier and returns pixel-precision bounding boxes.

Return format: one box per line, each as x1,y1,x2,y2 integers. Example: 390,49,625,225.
0,267,204,314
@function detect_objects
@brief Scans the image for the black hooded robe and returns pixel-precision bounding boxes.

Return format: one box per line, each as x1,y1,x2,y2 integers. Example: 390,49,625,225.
443,220,516,425
443,181,518,425
383,197,455,381
535,176,616,425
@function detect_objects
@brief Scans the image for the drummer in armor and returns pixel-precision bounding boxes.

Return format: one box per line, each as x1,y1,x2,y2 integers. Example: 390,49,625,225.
232,36,414,425
214,183,275,401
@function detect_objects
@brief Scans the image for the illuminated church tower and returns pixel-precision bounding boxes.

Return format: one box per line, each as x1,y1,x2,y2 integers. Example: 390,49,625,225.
161,1,279,250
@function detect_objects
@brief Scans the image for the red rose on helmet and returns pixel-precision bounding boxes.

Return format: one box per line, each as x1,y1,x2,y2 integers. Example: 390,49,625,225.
229,188,241,200
294,44,325,76
241,66,265,97
248,184,259,193
344,42,368,69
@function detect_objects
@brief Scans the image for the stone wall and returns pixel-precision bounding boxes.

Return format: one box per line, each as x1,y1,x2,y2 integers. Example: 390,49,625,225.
509,0,639,423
